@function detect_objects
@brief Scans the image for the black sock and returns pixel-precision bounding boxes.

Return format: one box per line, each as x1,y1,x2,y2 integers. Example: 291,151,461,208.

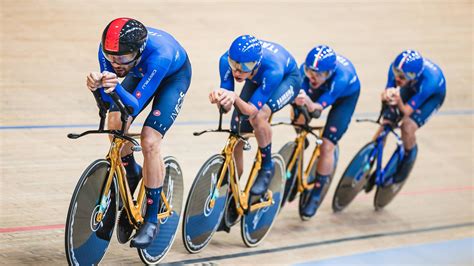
122,153,142,191
259,143,272,169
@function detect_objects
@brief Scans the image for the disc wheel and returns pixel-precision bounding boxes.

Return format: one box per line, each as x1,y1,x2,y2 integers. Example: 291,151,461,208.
241,154,285,247
65,159,117,265
138,156,185,264
182,154,229,253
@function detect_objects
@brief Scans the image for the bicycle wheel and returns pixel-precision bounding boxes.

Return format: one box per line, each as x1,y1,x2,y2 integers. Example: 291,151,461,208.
277,141,298,209
182,154,229,253
374,147,407,210
332,142,376,212
299,145,339,220
65,159,117,265
138,156,184,264
241,154,285,247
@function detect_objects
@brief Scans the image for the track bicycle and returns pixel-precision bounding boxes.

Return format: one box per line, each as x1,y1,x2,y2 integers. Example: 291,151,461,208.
182,109,285,253
64,90,183,265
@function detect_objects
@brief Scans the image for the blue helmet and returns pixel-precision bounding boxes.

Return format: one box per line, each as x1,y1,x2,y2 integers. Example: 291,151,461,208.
305,45,337,73
392,50,424,80
228,35,263,72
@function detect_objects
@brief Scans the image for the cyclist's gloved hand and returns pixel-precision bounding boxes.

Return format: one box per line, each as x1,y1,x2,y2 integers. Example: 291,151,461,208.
294,89,308,106
382,87,400,106
86,72,103,91
101,71,119,93
218,89,236,112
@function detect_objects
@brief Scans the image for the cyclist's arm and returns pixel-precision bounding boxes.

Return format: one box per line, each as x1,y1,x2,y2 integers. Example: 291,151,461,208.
381,64,397,103
123,56,172,116
315,78,345,110
385,64,396,89
246,70,284,114
219,52,235,91
97,47,113,103
401,80,434,116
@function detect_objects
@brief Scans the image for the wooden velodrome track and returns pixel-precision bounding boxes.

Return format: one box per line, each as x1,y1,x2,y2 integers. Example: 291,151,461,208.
1,0,472,264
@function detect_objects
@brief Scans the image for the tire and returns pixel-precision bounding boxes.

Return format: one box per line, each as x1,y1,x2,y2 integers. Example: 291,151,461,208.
277,141,298,209
332,142,376,212
241,154,285,247
182,154,229,254
65,159,117,266
138,156,185,264
374,147,407,210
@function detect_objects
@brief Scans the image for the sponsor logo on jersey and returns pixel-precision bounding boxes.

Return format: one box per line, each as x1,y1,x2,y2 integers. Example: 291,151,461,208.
276,86,295,108
142,69,157,90
136,91,142,99
171,91,186,121
153,110,161,116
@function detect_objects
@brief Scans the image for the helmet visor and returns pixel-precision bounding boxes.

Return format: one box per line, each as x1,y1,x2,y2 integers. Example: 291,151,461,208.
391,65,410,81
103,50,139,65
228,57,257,73
304,65,329,80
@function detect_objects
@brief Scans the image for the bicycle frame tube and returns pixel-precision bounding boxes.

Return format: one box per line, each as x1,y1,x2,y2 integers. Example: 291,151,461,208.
286,128,324,193
301,128,324,191
374,125,404,186
97,136,173,228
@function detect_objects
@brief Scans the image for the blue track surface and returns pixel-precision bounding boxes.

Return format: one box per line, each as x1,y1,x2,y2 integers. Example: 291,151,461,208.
296,238,474,266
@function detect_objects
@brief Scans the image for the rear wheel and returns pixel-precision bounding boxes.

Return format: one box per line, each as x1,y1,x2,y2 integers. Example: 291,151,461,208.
332,142,376,212
65,159,117,266
182,154,229,253
138,156,185,264
374,147,407,210
241,154,285,247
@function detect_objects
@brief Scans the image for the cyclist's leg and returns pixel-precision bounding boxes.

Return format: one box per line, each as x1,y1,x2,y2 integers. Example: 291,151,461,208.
302,90,359,217
394,92,445,182
131,58,192,248
250,69,300,195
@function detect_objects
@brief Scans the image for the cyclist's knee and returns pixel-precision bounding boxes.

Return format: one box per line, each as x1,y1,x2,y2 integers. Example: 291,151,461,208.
141,127,163,155
249,106,271,125
401,117,418,136
320,138,335,156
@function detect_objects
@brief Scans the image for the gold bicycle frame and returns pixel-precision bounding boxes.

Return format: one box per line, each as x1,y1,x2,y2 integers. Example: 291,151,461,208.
94,135,173,229
208,134,274,217
285,127,325,193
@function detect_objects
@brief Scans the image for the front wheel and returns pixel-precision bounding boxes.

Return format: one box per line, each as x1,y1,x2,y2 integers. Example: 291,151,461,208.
182,154,229,254
332,142,376,212
241,154,285,247
65,159,117,266
138,156,185,264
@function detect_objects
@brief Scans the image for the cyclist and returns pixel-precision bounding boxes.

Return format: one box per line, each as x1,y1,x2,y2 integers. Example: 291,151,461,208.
293,45,360,219
86,18,192,248
378,50,445,185
209,35,300,196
